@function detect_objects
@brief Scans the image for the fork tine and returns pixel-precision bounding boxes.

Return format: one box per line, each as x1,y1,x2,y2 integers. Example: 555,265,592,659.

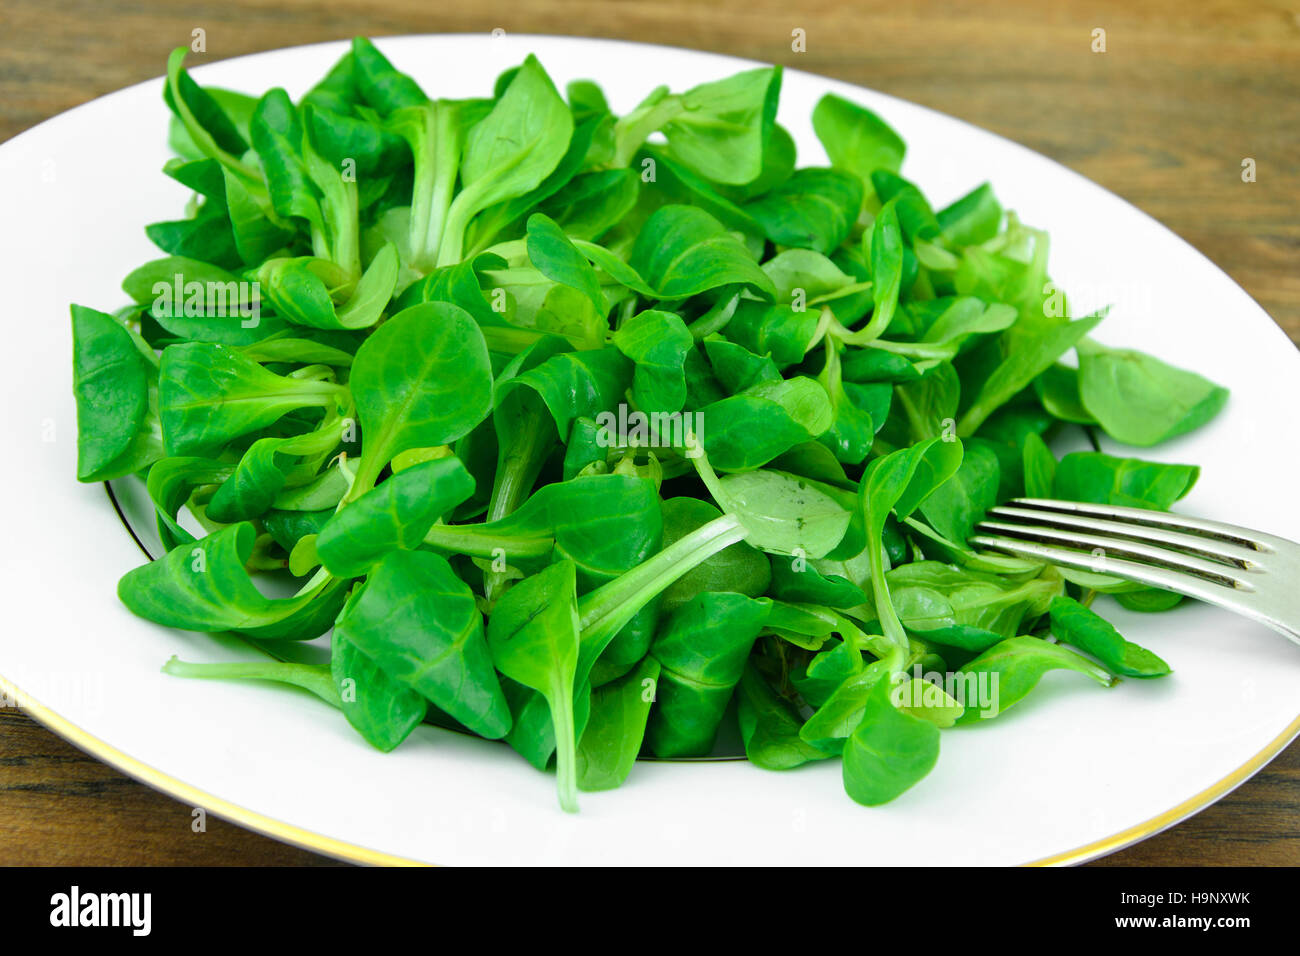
967,533,1245,605
973,520,1253,589
986,505,1262,569
1007,498,1272,551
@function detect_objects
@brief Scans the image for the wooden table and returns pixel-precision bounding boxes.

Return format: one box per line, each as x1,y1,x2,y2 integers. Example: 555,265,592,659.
2,0,1297,866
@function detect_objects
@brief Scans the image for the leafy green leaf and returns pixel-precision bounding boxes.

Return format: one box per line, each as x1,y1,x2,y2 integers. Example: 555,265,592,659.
332,631,428,751
1049,595,1172,678
1053,452,1199,510
957,312,1105,436
954,635,1114,724
72,305,162,481
439,55,574,265
647,592,769,756
811,93,905,198
577,656,660,790
737,663,830,770
317,456,475,577
628,206,775,301
745,168,863,254
117,523,330,635
487,560,582,811
348,302,493,495
841,675,940,805
158,342,343,457
1077,342,1229,446
333,549,511,738
613,310,693,412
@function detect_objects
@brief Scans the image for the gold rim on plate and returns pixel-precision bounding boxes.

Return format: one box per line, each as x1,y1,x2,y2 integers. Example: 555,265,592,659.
7,666,1297,866
0,674,423,866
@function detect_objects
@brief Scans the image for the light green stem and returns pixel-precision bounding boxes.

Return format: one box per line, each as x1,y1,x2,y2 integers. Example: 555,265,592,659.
866,536,909,675
162,656,340,705
422,525,554,562
414,102,463,272
549,680,579,813
575,513,745,680
609,90,682,168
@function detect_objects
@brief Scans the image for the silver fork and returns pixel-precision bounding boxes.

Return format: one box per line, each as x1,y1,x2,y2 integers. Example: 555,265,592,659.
969,498,1300,647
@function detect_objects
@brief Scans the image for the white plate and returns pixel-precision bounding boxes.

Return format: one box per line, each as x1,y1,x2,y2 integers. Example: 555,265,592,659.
2,34,1297,866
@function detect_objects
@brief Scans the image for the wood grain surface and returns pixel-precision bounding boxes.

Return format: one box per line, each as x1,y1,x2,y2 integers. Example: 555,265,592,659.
1,0,1297,866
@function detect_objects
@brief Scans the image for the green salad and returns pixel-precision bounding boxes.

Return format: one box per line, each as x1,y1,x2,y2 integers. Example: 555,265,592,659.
71,37,1230,811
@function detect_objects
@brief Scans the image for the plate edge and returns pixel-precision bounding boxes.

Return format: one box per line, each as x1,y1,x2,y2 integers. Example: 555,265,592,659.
0,673,428,867
1027,711,1300,866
